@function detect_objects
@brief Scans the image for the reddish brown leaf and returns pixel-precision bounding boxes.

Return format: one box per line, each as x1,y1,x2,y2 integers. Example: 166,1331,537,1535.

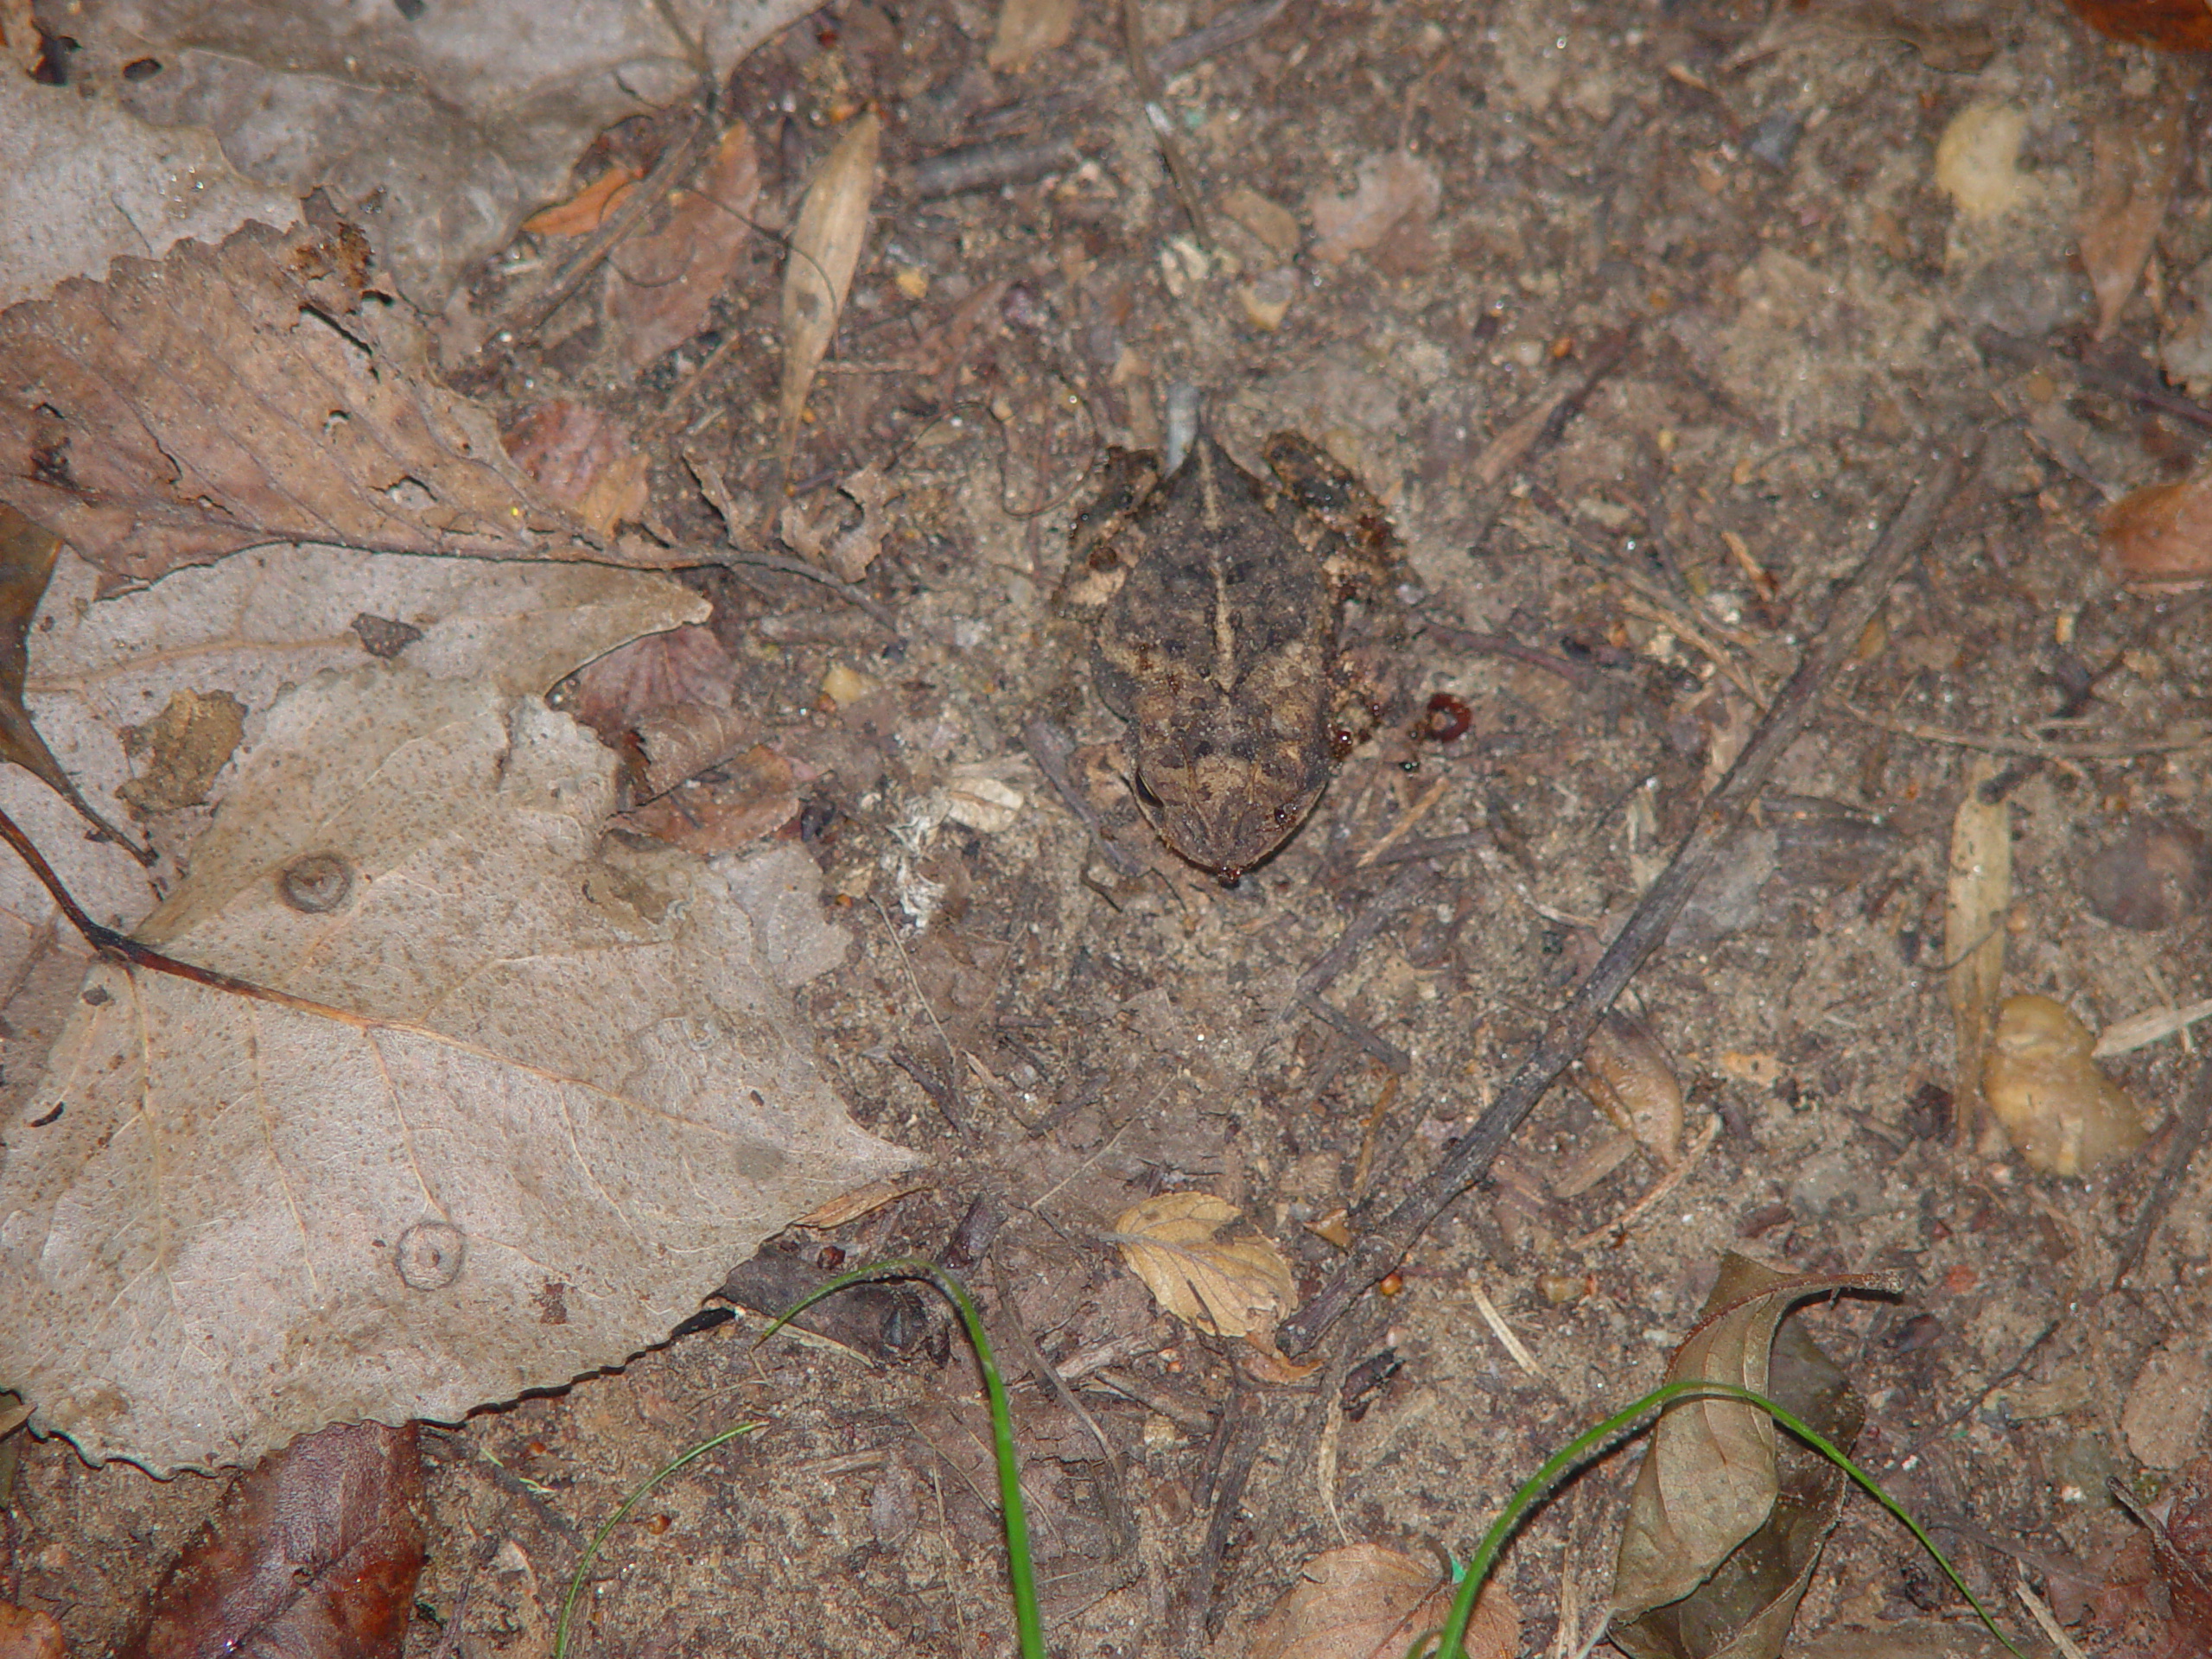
2153,1456,2212,1642
0,218,678,582
2064,0,2212,50
620,742,798,852
118,1422,425,1659
606,123,761,372
566,624,736,741
2102,467,2212,585
1247,1543,1517,1659
499,401,651,538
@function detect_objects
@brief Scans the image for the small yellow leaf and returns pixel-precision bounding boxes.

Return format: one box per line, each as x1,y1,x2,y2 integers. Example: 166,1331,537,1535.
1109,1192,1293,1339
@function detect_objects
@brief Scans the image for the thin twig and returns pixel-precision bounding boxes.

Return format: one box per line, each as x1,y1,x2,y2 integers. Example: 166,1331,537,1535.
1845,702,2209,760
1278,447,1967,1354
1121,0,1212,247
2108,1053,2212,1293
1287,861,1438,1008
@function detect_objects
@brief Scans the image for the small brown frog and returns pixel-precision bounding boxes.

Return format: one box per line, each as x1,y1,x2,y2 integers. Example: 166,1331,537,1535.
1065,429,1400,886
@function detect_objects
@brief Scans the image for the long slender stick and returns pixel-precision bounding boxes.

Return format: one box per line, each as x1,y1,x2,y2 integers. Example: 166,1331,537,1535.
1277,449,1967,1354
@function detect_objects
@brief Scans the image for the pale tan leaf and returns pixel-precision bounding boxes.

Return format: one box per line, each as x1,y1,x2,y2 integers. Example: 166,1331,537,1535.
1944,755,2009,1142
1109,1192,1293,1339
1579,1011,1686,1167
778,113,882,464
0,665,918,1471
0,219,687,582
1983,994,2147,1175
1245,1542,1517,1659
987,0,1074,73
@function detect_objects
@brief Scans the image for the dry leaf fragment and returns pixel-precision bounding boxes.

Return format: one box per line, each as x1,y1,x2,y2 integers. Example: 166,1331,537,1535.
620,742,800,853
779,461,900,581
1246,1543,1518,1659
2065,0,2212,49
0,1605,63,1659
1308,151,1441,267
1579,1011,1687,1167
117,1422,424,1659
1983,994,2147,1176
116,688,246,815
1109,1192,1294,1339
605,123,762,372
1944,756,2009,1146
0,218,683,582
566,625,738,742
988,0,1074,73
2121,1342,2212,1470
0,665,918,1471
1612,1254,1898,1659
778,112,883,464
500,402,652,538
2082,816,2211,930
1933,103,2035,221
2101,465,2212,585
524,165,642,237
2079,98,2189,340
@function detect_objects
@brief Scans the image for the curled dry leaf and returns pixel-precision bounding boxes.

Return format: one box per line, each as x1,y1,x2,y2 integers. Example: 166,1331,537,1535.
1983,994,2147,1176
1579,1011,1687,1167
2079,96,2189,340
779,112,883,465
500,401,652,538
0,666,918,1471
1109,1192,1294,1339
606,122,762,373
524,165,642,237
1944,756,2009,1144
117,1422,424,1659
0,218,684,583
1246,1543,1517,1659
2101,465,2212,586
1611,1253,1898,1659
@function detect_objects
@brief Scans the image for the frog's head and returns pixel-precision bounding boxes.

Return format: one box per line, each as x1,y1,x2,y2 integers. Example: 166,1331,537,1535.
1129,743,1330,888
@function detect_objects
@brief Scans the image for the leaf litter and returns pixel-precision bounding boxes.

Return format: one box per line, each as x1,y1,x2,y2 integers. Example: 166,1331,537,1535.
0,664,917,1471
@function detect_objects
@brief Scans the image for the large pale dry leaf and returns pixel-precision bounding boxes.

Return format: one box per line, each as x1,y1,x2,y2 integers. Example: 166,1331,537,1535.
1944,756,2009,1145
2079,97,2189,340
606,123,762,373
0,218,686,582
118,1422,424,1659
0,72,297,311
1245,1542,1518,1659
65,0,816,307
779,113,882,464
0,665,918,1471
1109,1192,1294,1339
1611,1253,1897,1659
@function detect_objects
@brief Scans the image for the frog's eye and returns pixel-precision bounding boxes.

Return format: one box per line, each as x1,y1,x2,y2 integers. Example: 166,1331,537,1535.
1132,772,1164,812
1272,804,1294,827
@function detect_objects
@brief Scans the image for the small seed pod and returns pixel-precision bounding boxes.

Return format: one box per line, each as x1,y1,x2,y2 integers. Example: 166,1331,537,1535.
394,1219,467,1289
279,851,355,914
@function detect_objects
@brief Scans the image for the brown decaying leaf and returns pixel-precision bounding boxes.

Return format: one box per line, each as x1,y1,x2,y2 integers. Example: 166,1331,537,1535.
1579,1011,1687,1167
0,1605,63,1659
2155,1457,2212,1642
987,0,1074,73
2121,1343,2212,1470
1943,756,2009,1146
0,667,918,1471
607,123,762,373
779,112,883,463
2079,96,2189,340
2101,465,2212,585
0,217,683,583
1611,1253,1898,1659
524,165,641,237
1982,994,2147,1176
0,505,142,851
1109,1192,1294,1339
2064,0,2212,50
118,1422,424,1659
1246,1542,1517,1659
499,401,652,538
